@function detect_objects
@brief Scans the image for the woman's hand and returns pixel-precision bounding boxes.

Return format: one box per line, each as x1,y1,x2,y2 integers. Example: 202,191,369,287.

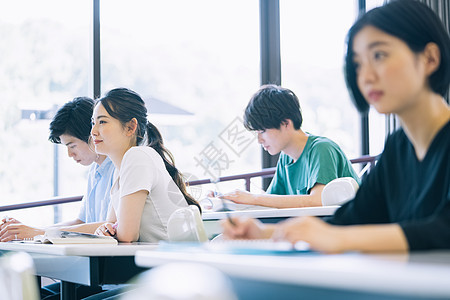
95,222,117,237
221,217,271,240
221,190,258,205
273,216,344,253
0,222,44,242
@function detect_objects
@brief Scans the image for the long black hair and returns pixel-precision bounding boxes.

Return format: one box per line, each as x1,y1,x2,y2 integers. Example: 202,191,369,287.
345,0,450,113
97,88,200,212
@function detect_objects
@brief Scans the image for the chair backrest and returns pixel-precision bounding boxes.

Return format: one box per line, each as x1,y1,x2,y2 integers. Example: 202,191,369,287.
167,205,208,242
321,177,359,206
0,252,39,300
122,262,238,300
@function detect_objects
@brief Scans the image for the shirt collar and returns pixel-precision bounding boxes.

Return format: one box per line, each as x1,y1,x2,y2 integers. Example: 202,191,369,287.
95,156,114,176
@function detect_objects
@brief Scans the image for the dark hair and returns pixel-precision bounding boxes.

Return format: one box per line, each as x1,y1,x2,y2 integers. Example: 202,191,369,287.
49,97,94,144
97,88,200,212
345,0,450,113
244,84,303,131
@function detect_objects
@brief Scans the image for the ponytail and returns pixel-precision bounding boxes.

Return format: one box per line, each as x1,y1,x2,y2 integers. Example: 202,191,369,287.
145,121,201,212
98,88,200,212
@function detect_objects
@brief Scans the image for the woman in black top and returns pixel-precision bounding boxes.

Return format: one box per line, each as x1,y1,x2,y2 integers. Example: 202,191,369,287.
222,0,450,252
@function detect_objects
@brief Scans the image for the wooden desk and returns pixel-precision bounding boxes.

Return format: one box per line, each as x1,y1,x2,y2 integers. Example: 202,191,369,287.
135,249,450,300
202,206,339,239
0,242,158,300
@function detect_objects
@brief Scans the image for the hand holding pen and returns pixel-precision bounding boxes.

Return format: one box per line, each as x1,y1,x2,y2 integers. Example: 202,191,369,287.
1,216,19,226
1,216,9,230
218,197,236,226
220,217,269,239
105,222,118,237
1,216,19,230
95,222,118,238
0,216,33,242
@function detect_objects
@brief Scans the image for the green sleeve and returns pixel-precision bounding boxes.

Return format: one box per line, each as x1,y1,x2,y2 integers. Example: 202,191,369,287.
306,141,342,192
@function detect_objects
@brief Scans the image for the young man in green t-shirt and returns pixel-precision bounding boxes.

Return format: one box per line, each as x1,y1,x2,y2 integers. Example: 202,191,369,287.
221,84,360,208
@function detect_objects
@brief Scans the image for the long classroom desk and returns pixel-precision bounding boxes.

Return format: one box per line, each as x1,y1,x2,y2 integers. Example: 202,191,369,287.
0,242,158,300
135,249,450,300
202,205,339,238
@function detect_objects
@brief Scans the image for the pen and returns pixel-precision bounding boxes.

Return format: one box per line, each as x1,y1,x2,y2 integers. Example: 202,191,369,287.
218,197,235,226
106,223,118,237
226,213,235,226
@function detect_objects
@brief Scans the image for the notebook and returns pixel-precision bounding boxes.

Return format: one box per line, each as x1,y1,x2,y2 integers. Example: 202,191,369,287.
200,197,272,212
31,230,118,245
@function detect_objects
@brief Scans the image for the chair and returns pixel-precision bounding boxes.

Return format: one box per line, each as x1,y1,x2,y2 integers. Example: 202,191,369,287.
0,252,39,300
121,262,237,300
167,205,208,242
321,177,359,206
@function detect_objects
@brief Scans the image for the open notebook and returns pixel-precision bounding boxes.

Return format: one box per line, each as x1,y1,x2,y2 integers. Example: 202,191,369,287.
30,231,118,245
200,197,272,212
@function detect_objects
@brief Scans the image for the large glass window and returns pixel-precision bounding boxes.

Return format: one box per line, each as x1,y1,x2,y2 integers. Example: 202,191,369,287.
280,0,360,160
101,0,261,194
1,1,381,220
366,0,388,156
0,1,91,224
366,0,386,10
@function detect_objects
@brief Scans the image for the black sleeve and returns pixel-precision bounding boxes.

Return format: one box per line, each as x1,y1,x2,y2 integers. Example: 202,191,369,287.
400,183,450,250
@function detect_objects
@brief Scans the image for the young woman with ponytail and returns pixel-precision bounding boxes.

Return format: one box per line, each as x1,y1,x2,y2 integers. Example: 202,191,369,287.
91,87,199,243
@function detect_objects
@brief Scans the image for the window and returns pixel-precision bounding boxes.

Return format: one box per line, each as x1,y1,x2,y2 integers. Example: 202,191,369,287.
0,0,91,224
366,0,386,10
1,1,372,221
101,0,261,193
280,0,360,159
366,0,388,156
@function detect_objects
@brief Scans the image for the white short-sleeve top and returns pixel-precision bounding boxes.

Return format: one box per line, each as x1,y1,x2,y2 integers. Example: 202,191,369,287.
110,146,188,242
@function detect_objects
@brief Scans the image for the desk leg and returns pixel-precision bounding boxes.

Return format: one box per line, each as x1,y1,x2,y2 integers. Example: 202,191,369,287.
61,281,76,300
36,276,41,289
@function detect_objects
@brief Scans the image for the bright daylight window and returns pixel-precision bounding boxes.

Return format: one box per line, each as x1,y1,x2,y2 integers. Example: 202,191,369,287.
0,1,91,225
366,0,389,156
0,0,364,222
280,0,361,161
101,0,262,196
